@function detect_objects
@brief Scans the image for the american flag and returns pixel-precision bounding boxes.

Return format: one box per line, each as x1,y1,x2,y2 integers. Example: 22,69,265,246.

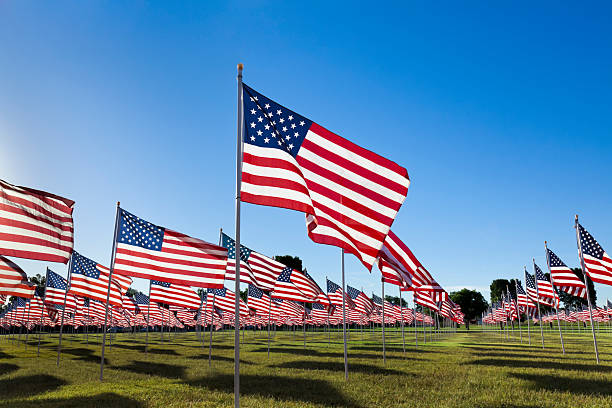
207,288,249,317
0,255,35,298
546,247,586,298
534,263,558,300
0,179,75,264
221,232,284,290
525,271,554,306
150,280,201,310
271,267,319,302
121,294,138,313
68,251,129,307
346,285,373,315
272,298,303,318
326,278,355,309
310,303,329,320
113,208,227,288
415,291,439,311
578,223,612,286
247,284,271,315
240,85,410,271
378,230,437,291
45,268,78,310
515,280,534,311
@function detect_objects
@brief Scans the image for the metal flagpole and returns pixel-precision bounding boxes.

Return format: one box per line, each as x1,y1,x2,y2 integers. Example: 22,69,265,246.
413,294,418,347
38,267,50,357
145,280,152,354
57,254,73,366
399,286,405,353
233,62,244,408
545,241,565,354
531,260,545,349
201,293,208,348
575,215,599,363
100,202,121,381
267,294,271,358
381,278,386,365
341,249,349,380
513,280,522,344
196,292,204,342
209,295,216,367
303,302,306,349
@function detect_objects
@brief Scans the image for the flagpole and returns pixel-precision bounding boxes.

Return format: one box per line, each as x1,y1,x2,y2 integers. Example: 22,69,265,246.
529,261,545,348
145,280,152,354
37,267,49,357
56,253,73,366
99,202,121,381
267,294,271,358
196,291,204,342
545,241,565,354
399,286,405,353
233,62,244,408
513,280,522,344
413,294,418,347
575,215,600,363
381,278,386,364
341,248,348,380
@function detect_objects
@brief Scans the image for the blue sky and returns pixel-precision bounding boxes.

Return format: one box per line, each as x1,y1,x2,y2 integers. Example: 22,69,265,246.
2,2,612,304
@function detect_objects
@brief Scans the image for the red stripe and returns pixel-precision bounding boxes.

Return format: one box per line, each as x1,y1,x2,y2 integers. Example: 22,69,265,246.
0,231,72,252
240,192,313,214
0,247,69,263
0,190,73,224
242,171,312,199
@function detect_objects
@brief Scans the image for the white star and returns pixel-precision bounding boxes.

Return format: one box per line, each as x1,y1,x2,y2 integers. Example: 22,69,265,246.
250,109,256,115
264,137,270,143
285,135,290,141
291,123,296,129
288,115,293,120
264,124,270,130
250,136,255,141
279,118,285,124
276,109,282,115
256,130,263,136
282,126,288,132
278,141,282,146
257,116,263,122
289,143,294,149
250,122,256,128
299,121,305,126
294,132,299,138
264,103,270,109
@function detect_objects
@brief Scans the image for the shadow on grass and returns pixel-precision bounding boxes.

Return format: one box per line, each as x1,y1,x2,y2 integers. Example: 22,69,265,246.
252,347,317,357
511,372,612,396
115,361,186,379
186,374,363,407
464,346,599,356
469,358,611,373
349,345,433,354
188,354,254,365
1,392,144,408
60,348,108,365
0,363,19,376
0,374,67,399
0,350,14,359
272,360,409,376
110,344,180,355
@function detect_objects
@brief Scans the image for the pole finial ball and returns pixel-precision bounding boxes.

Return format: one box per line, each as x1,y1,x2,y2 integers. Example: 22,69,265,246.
117,201,120,207
237,63,244,71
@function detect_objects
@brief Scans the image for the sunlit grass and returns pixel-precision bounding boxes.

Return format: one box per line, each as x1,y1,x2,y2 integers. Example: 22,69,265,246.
0,324,611,407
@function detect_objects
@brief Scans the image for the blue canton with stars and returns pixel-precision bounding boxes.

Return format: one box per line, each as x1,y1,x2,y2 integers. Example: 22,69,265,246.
312,303,325,310
276,267,294,283
534,264,549,282
248,284,263,299
525,272,537,289
70,251,101,278
372,293,383,305
326,279,341,294
547,249,567,268
579,224,605,260
242,84,313,157
221,232,252,262
346,285,362,300
152,280,171,288
47,269,67,290
516,281,527,295
210,288,226,297
133,292,149,305
118,208,164,251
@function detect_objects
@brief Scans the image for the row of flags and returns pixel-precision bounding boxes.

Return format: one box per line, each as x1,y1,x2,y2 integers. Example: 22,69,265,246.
485,300,612,324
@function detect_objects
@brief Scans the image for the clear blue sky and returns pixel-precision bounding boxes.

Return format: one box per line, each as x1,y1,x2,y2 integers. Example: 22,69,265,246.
2,2,611,304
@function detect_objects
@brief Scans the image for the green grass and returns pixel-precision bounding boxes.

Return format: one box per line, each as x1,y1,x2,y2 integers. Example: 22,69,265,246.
1,325,612,407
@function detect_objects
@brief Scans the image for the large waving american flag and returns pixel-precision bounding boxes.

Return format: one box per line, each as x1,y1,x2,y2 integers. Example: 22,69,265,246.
208,288,249,317
534,263,559,304
0,255,35,298
221,232,284,290
0,179,75,263
68,251,129,307
546,247,586,298
113,208,227,288
525,271,554,307
150,280,201,310
346,285,373,315
247,284,271,315
271,267,320,302
240,85,410,271
326,278,355,309
578,223,612,286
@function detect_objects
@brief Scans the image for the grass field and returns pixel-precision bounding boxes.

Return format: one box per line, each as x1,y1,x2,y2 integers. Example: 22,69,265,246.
1,325,612,407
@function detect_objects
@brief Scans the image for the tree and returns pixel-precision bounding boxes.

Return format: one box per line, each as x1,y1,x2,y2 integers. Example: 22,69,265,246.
450,289,488,329
490,279,511,303
558,267,596,308
126,288,138,297
274,255,303,272
384,295,408,307
29,273,46,288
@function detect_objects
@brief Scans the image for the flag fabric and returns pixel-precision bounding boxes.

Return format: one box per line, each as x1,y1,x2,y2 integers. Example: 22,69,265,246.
515,281,534,311
546,248,586,298
271,267,319,302
346,285,373,315
534,263,558,300
45,269,78,309
247,284,271,314
0,179,75,263
525,271,554,306
240,85,410,271
68,251,126,307
326,278,355,309
0,256,36,298
208,288,249,317
149,280,201,310
221,232,284,290
578,223,612,286
113,208,227,288
414,291,438,311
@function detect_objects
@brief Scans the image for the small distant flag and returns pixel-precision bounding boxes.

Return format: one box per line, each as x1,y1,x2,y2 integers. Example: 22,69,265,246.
113,208,228,288
546,247,586,298
346,285,373,315
0,179,75,263
68,251,127,307
240,85,410,271
45,268,78,310
150,280,201,310
271,267,320,302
